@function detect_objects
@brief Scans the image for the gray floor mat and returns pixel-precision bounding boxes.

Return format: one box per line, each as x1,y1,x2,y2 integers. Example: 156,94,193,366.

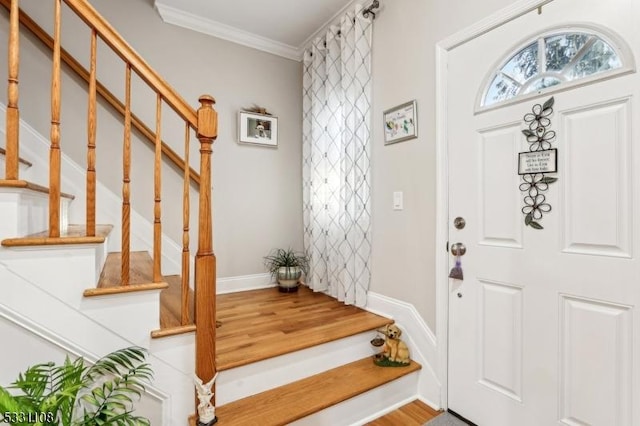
424,412,470,426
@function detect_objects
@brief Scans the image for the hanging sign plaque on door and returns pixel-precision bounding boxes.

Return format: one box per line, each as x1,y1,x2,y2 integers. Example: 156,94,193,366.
518,149,557,175
518,96,557,230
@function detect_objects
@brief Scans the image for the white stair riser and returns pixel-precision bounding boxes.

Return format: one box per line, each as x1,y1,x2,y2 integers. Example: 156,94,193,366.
80,291,162,346
291,373,419,426
149,333,195,376
0,245,104,299
0,190,70,237
217,331,381,405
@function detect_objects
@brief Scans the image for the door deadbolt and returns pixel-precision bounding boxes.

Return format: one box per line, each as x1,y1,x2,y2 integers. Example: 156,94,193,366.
453,217,466,230
451,243,466,256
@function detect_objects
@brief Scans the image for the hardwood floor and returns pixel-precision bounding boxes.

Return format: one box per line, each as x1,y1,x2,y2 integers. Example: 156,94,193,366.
366,399,442,425
216,286,393,370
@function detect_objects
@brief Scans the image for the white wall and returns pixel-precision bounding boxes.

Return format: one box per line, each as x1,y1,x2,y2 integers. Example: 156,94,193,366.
0,0,303,280
370,0,518,329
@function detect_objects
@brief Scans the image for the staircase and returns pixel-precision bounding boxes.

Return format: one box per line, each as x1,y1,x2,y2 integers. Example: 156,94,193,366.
0,0,430,424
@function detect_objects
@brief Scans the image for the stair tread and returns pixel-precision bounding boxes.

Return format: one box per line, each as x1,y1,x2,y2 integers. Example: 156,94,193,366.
216,357,421,425
216,287,393,370
97,251,158,288
2,224,113,247
150,324,196,338
0,147,33,167
84,252,169,297
0,179,75,199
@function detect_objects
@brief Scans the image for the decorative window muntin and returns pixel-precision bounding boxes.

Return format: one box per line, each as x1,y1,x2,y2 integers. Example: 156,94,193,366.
479,26,633,110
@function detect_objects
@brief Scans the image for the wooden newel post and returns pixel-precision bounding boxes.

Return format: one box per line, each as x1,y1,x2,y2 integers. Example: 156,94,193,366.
194,95,218,425
5,0,20,180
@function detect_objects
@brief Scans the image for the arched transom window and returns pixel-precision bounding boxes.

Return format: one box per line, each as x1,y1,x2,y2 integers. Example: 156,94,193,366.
480,27,633,109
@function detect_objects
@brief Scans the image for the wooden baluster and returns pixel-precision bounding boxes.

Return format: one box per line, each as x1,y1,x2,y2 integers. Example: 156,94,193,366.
194,95,218,417
86,28,97,237
122,64,132,286
5,0,20,180
181,123,191,325
49,0,62,238
153,94,162,283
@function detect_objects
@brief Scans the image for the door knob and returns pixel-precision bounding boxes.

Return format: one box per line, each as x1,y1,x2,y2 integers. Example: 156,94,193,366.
451,243,466,256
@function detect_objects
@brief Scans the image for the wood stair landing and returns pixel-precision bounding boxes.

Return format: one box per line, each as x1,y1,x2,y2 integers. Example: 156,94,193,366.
216,286,394,370
83,251,168,297
2,224,112,247
215,357,421,425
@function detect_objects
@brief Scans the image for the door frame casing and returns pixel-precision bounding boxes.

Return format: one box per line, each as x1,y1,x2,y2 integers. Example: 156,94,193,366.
434,0,554,410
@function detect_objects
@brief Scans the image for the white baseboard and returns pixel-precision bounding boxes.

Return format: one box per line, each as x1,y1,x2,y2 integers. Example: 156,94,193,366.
217,272,275,294
366,291,442,410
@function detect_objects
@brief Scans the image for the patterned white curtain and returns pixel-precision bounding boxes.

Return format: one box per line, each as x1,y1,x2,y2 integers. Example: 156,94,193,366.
302,4,372,307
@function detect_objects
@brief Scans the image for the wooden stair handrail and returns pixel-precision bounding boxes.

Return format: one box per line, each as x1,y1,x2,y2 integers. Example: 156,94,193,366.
0,0,200,186
62,0,197,127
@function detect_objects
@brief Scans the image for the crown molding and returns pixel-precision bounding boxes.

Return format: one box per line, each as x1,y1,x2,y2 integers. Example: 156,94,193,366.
154,2,302,61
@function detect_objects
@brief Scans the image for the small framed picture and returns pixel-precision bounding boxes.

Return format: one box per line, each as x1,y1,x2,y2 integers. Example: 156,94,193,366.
383,100,417,145
238,111,278,147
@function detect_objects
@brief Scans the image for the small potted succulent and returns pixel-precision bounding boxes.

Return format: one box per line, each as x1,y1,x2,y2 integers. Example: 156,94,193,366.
264,248,310,293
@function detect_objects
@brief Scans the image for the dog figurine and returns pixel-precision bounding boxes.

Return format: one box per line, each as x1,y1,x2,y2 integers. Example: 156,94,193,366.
379,324,410,365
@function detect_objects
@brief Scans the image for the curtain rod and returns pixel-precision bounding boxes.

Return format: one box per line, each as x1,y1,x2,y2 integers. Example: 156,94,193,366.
309,0,381,54
362,0,380,19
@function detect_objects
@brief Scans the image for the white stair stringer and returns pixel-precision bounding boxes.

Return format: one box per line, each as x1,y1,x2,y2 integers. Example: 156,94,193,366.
0,236,160,347
216,331,381,405
0,262,193,426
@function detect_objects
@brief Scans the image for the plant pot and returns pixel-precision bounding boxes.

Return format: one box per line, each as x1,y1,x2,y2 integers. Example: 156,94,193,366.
277,266,302,293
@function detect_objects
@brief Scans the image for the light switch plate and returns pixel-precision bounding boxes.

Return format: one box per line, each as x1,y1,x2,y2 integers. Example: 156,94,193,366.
393,191,403,210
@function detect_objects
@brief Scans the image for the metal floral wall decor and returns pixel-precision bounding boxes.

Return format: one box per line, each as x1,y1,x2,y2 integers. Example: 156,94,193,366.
518,97,558,230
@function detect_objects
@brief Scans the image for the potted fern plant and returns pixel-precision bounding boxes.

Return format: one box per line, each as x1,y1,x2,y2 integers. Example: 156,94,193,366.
0,346,153,425
264,248,310,293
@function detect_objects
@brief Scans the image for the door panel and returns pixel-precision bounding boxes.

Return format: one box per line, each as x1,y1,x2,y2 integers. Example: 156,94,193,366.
446,0,639,424
561,99,632,257
478,125,524,248
559,296,633,426
477,279,524,403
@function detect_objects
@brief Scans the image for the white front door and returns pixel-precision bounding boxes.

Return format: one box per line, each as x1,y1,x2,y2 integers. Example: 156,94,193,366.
447,0,640,424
